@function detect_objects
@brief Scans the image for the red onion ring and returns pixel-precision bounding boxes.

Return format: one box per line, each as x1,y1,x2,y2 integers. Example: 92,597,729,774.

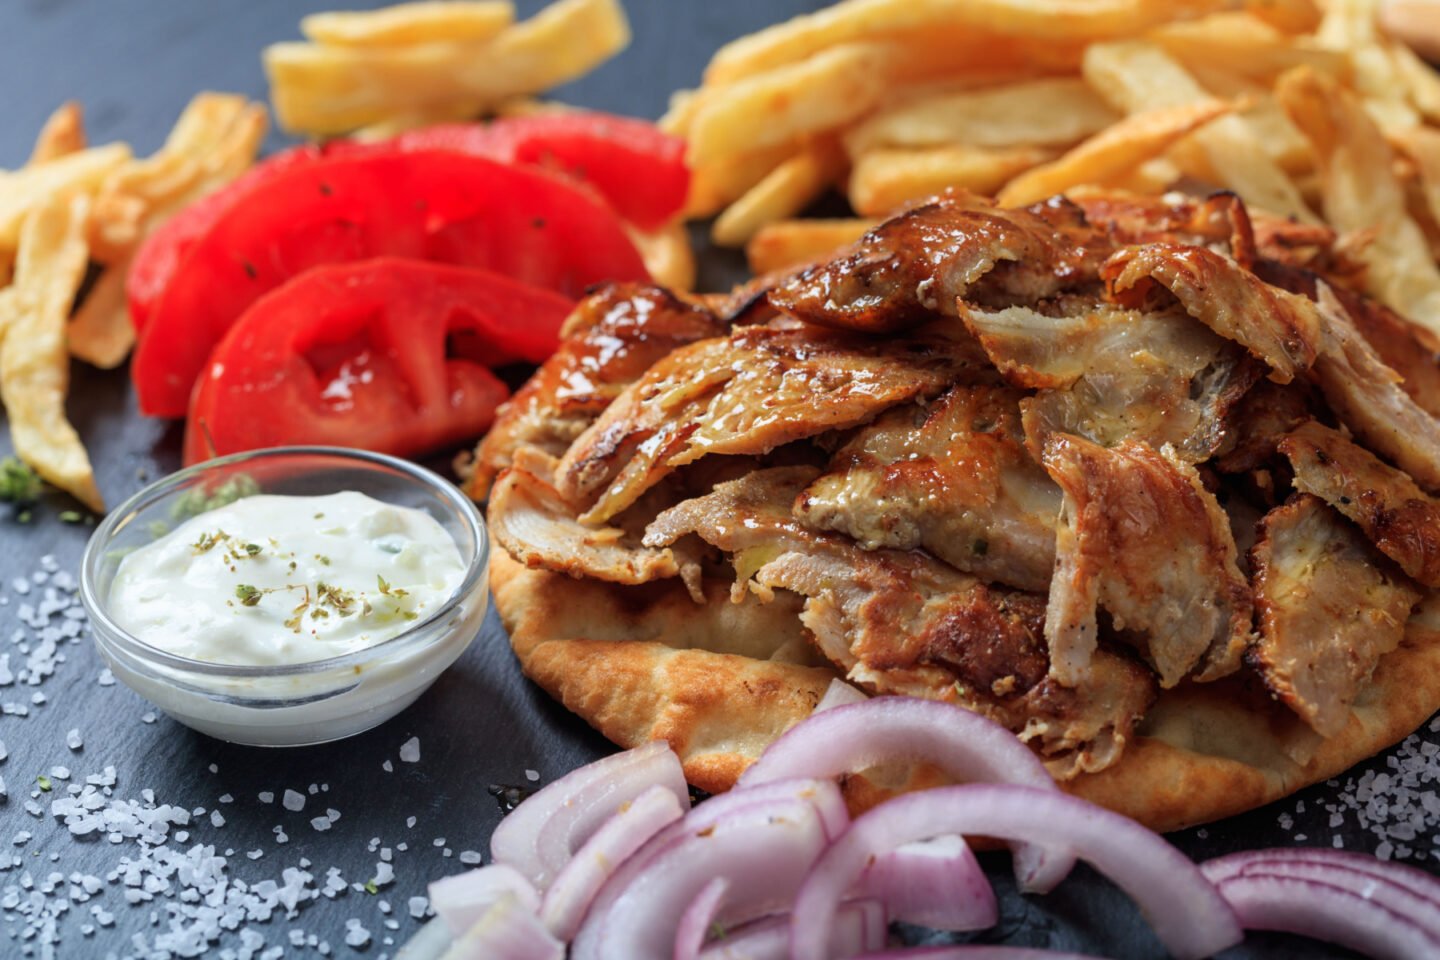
675,877,730,960
861,836,996,932
571,784,844,960
490,740,688,890
1202,847,1440,912
443,891,564,960
428,863,539,937
788,784,1241,960
738,698,1072,892
696,901,887,960
852,949,1105,959
539,783,685,940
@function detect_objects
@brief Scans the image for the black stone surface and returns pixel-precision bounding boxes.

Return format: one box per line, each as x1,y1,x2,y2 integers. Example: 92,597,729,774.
0,2,1424,957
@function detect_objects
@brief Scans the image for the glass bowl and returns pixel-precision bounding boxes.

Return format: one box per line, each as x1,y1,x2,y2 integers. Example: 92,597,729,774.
79,446,490,746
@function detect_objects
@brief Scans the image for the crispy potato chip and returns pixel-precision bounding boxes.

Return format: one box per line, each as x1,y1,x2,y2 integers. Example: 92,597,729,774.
0,143,130,250
685,141,803,219
712,141,846,247
686,43,890,166
0,193,102,511
845,78,1118,155
1082,40,1315,220
1147,12,1346,82
997,98,1235,207
626,221,695,292
266,0,629,135
745,218,877,275
28,102,86,165
1277,66,1440,333
852,143,1054,216
301,1,515,47
701,0,1226,86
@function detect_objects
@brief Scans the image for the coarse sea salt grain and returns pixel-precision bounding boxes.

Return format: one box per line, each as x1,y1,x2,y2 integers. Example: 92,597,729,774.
399,737,421,763
282,789,305,812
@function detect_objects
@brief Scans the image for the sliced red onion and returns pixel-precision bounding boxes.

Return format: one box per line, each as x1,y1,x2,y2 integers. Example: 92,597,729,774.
674,877,729,960
789,784,1241,960
852,949,1105,959
490,740,688,890
572,783,844,960
738,698,1071,892
539,783,686,941
1206,873,1440,960
443,892,564,960
861,836,996,931
698,901,887,960
814,678,869,712
428,863,539,937
1202,847,1440,911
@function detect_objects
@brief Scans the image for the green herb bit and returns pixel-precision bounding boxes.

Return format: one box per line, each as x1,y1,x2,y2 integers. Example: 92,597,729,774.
314,513,325,520
285,587,312,633
58,510,84,524
709,921,727,941
235,584,262,607
315,554,331,566
16,509,32,524
363,880,378,895
171,473,260,520
192,530,228,554
317,582,357,616
243,543,263,557
0,457,42,504
377,575,407,598
36,775,51,792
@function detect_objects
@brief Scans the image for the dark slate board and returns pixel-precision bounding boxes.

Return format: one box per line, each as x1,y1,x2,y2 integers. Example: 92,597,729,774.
0,2,1426,957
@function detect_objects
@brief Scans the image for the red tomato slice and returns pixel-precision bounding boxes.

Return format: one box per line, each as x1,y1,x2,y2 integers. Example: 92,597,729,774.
134,150,645,418
184,258,575,465
387,114,690,231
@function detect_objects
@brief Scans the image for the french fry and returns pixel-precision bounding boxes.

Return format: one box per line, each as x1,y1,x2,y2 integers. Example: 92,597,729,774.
1381,0,1440,63
701,0,1226,86
659,89,701,138
686,141,802,219
1082,40,1315,220
1315,0,1418,134
0,143,130,250
265,0,629,136
301,1,515,47
852,144,1054,216
350,100,484,140
1186,67,1314,174
1146,13,1346,82
0,193,102,512
746,218,877,275
712,141,846,247
997,98,1236,207
626,221,695,292
686,43,890,166
1244,0,1322,33
67,262,133,370
1389,41,1440,124
845,79,1119,154
1394,127,1440,238
1277,66,1440,333
87,191,147,264
28,102,86,165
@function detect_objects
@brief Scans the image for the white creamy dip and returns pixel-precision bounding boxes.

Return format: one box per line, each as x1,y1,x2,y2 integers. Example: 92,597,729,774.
108,491,466,666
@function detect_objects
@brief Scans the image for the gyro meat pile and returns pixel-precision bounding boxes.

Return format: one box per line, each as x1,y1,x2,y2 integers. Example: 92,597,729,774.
474,187,1440,807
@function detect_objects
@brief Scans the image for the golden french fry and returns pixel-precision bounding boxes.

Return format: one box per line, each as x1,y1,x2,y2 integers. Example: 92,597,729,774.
493,96,574,118
852,144,1053,216
702,0,1226,86
0,193,102,511
1245,0,1322,32
997,98,1236,207
1146,12,1346,82
301,1,515,47
68,261,134,370
1381,0,1440,62
658,88,700,137
712,142,846,247
0,143,130,250
350,100,484,139
626,221,695,292
1388,41,1440,124
686,43,890,166
28,102,86,165
686,141,802,219
845,79,1118,155
1391,127,1440,270
266,0,629,136
1277,66,1440,333
87,191,147,264
1316,0,1419,134
1186,67,1313,174
745,218,878,275
1082,40,1315,220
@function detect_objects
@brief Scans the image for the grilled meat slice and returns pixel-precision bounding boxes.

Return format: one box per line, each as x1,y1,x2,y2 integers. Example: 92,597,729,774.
1212,379,1323,475
1278,420,1440,587
644,467,1155,778
556,321,986,525
1042,435,1253,689
767,191,1107,333
796,385,1060,592
962,301,1261,463
1250,494,1420,737
1104,243,1322,382
465,284,728,499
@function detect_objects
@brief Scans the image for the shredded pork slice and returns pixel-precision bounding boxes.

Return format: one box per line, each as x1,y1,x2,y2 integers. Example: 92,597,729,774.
796,385,1060,592
1042,434,1253,689
1250,494,1420,737
1103,242,1322,382
767,191,1108,333
465,284,728,500
961,300,1261,463
1278,420,1440,587
556,321,987,525
1212,379,1321,475
644,467,1155,778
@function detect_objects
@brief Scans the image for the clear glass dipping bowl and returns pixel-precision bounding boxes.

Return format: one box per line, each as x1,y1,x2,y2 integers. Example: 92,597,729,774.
79,447,489,747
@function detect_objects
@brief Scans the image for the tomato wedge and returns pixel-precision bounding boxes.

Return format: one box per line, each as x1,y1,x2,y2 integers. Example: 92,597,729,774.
184,259,574,465
134,150,645,417
128,112,685,333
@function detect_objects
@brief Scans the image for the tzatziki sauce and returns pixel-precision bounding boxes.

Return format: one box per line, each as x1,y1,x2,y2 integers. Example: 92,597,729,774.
108,491,466,666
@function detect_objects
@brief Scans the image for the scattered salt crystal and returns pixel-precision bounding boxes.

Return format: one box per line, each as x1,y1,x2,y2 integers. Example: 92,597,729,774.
382,759,393,773
282,789,306,812
525,769,540,782
97,669,115,686
344,919,371,947
408,895,429,919
141,712,156,724
326,807,341,822
49,766,70,780
210,809,226,828
259,791,275,804
406,816,416,829
433,837,445,847
66,728,82,750
310,817,332,832
247,849,264,860
459,851,482,865
219,793,234,804
309,782,319,794
399,737,421,763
